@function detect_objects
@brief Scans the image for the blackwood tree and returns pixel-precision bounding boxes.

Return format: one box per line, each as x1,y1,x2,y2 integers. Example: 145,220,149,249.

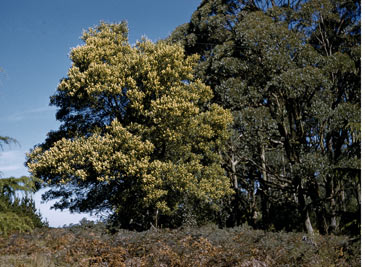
27,22,233,230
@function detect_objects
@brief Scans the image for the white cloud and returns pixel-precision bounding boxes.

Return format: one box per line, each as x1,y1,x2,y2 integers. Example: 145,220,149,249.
0,149,29,177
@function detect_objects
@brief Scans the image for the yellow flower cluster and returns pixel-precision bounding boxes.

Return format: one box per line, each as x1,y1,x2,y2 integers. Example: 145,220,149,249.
27,22,233,217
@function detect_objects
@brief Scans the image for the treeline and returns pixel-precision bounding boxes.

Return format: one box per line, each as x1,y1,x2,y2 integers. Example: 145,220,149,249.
21,0,360,236
168,0,360,236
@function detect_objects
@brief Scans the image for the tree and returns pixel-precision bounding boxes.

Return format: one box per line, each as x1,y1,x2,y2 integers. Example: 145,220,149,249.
0,176,46,236
0,131,45,236
0,136,18,151
0,67,46,235
27,22,233,230
169,0,360,235
0,133,46,236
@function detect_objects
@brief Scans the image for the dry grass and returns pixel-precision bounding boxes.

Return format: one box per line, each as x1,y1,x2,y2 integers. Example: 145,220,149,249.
0,222,360,266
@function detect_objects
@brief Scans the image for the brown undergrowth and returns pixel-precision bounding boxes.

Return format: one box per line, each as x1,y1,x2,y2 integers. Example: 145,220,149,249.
0,222,360,266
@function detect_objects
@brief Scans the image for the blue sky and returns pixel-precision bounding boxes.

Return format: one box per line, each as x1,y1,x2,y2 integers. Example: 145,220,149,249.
0,0,200,227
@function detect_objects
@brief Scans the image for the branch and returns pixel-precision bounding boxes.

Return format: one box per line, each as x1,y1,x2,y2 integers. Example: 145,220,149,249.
0,136,19,150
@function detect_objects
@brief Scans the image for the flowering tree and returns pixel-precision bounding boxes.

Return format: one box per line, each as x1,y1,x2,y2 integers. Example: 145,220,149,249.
27,22,232,230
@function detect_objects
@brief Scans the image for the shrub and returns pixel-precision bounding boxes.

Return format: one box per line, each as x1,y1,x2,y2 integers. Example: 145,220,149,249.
0,224,360,266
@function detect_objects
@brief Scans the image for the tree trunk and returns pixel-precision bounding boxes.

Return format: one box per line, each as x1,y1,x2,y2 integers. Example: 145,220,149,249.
250,180,257,224
297,179,314,235
231,153,238,190
329,197,337,234
305,209,314,236
327,176,337,234
155,209,159,228
230,152,240,226
260,143,270,227
260,144,268,182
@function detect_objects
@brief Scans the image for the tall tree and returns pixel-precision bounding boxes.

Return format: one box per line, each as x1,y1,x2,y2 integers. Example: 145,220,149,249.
169,0,360,235
27,22,233,230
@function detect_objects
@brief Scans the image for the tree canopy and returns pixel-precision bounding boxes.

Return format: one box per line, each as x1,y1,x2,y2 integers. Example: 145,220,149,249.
169,0,360,235
25,0,360,235
27,22,233,230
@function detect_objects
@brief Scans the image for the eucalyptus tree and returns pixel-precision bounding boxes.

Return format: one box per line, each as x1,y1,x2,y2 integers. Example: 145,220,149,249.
169,0,360,235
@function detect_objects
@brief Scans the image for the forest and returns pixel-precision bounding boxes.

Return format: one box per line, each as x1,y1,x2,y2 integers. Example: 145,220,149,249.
0,0,360,265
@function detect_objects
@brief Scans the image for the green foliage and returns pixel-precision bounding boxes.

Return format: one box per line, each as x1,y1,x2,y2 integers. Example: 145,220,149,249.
0,212,34,237
27,21,233,230
0,176,40,196
0,176,47,236
169,0,360,235
1,132,46,236
1,126,46,235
